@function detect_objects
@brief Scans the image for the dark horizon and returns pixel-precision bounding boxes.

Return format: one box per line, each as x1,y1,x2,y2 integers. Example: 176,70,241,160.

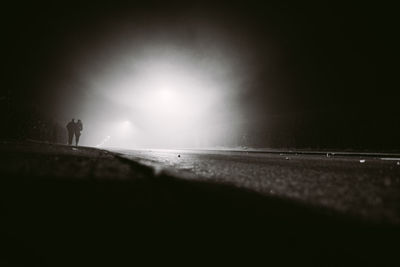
2,1,399,150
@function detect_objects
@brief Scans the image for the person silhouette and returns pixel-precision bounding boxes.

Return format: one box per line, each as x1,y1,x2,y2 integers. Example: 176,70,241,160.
75,119,83,146
66,119,76,145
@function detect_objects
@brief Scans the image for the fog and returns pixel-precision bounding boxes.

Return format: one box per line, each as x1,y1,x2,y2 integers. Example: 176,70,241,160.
12,2,397,150
53,20,256,149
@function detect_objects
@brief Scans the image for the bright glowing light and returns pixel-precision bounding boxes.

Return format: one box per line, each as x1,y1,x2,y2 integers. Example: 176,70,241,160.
153,89,179,114
80,38,245,148
96,121,136,148
158,89,174,102
117,120,133,135
96,135,111,147
122,120,131,127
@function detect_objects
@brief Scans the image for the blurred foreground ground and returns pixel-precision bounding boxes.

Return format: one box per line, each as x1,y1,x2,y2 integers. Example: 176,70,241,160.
1,141,399,266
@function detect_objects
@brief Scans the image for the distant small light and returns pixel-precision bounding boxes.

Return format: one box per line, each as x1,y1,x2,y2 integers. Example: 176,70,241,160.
96,135,111,147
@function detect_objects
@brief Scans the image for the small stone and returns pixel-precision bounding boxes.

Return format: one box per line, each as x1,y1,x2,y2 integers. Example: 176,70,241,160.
360,159,365,163
178,155,181,158
285,157,289,160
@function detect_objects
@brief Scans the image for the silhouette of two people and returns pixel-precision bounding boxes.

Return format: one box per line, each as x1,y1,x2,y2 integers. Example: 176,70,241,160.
66,119,83,146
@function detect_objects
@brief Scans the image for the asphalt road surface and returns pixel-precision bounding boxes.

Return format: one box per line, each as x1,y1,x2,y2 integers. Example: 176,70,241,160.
1,142,400,266
113,148,400,224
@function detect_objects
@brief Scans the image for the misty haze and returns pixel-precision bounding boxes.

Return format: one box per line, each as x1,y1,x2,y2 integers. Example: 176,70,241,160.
1,1,399,266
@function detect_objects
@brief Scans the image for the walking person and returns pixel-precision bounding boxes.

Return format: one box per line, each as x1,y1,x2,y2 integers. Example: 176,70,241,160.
66,119,76,145
75,119,83,146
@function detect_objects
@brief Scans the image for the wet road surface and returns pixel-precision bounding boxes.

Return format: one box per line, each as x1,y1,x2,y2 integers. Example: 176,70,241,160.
113,148,400,224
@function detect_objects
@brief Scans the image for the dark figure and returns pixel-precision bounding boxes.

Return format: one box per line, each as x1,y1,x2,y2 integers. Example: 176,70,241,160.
66,119,76,145
75,119,83,146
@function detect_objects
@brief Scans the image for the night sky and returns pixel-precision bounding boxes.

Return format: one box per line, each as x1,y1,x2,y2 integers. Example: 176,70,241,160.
3,1,399,150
